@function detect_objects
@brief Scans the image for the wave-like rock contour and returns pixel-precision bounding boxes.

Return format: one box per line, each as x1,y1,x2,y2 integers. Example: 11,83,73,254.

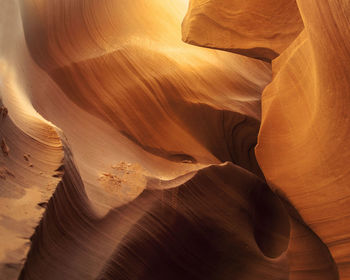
0,0,347,279
184,0,350,279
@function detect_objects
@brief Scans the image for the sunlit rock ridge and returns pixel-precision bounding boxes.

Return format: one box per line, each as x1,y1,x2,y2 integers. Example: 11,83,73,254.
0,0,347,279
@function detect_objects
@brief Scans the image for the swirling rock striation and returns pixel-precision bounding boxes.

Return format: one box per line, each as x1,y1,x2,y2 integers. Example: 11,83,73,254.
256,1,350,278
182,0,304,61
0,0,346,279
183,0,350,278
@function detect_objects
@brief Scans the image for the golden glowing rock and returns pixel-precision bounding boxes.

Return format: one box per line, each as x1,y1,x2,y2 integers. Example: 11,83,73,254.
256,1,350,278
0,0,348,279
182,0,304,61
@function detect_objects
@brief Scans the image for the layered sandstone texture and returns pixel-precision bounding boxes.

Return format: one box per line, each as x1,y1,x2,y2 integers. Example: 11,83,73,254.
0,0,347,279
182,0,304,61
184,0,350,279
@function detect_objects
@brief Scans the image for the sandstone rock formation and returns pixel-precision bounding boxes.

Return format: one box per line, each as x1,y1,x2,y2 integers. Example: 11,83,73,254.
184,0,350,279
0,0,348,279
256,1,350,278
182,0,304,61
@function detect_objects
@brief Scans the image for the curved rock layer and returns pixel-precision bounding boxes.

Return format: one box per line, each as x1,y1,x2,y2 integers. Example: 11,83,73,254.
184,0,350,278
17,0,272,211
0,0,344,280
255,1,350,278
0,5,63,275
182,0,304,61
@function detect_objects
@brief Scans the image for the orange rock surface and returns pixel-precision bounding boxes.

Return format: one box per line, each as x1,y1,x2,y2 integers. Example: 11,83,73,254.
182,0,304,61
184,0,350,279
256,1,350,278
0,0,348,279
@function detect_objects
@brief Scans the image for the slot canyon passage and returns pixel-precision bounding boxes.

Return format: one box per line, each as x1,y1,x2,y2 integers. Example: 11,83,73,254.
0,0,349,279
